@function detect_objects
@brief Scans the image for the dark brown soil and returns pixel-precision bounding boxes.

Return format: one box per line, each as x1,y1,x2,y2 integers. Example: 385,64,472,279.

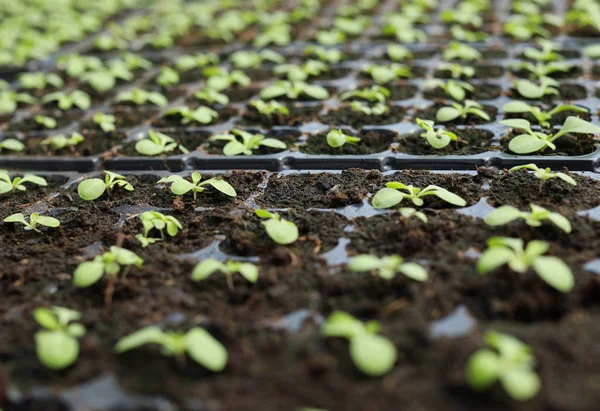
434,65,504,79
415,104,497,125
8,109,83,132
118,130,211,156
396,128,494,155
300,130,395,155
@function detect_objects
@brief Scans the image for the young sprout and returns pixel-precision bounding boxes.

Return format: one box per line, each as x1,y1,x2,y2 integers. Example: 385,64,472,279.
383,15,426,43
478,237,574,292
138,211,182,242
164,106,219,125
503,101,588,128
210,129,286,156
115,88,168,106
500,117,600,154
156,66,180,87
260,81,329,100
192,259,258,290
326,129,361,148
19,72,64,90
4,212,60,233
348,254,428,281
510,61,573,80
364,63,412,84
35,115,57,129
93,112,116,132
41,132,85,151
350,101,389,116
229,50,284,69
399,207,428,223
73,246,143,287
0,91,37,114
203,68,251,91
340,86,390,103
0,171,47,194
372,182,466,208
322,311,397,377
78,171,134,201
514,78,559,99
42,90,91,110
115,326,227,371
442,42,482,62
304,45,344,63
485,203,571,233
509,164,577,187
195,88,229,105
175,53,220,71
386,44,413,62
274,60,329,81
157,172,236,200
255,209,299,245
523,39,563,62
437,63,475,79
251,100,290,117
415,118,459,148
467,331,540,401
135,130,189,156
34,306,86,370
424,79,474,101
436,100,490,122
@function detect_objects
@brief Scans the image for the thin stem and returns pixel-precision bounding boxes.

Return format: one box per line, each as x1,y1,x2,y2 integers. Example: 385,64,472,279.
226,273,234,291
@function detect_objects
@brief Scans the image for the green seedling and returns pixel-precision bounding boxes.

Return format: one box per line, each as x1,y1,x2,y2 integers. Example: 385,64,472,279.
399,207,428,223
122,53,153,71
450,25,488,42
41,132,85,151
503,101,588,128
34,306,86,370
260,81,329,100
0,137,26,152
156,66,180,87
4,212,60,233
255,209,299,245
372,182,466,208
523,39,563,62
157,172,236,200
326,129,361,148
195,88,229,105
510,61,573,80
135,130,189,156
192,259,258,289
164,106,219,125
93,112,116,132
203,68,251,91
383,15,426,43
0,91,37,114
437,63,475,79
0,171,47,194
322,311,397,377
304,45,344,63
501,117,600,154
505,12,562,40
350,101,389,116
443,41,482,62
386,44,413,62
254,23,292,47
229,50,284,69
348,254,428,281
514,77,559,99
584,44,600,59
424,79,474,101
80,61,133,93
73,246,143,287
340,86,390,103
478,237,574,292
509,163,577,187
251,100,290,117
210,129,286,156
57,53,103,78
42,90,91,110
77,171,134,201
275,60,329,81
415,118,459,148
175,53,220,71
35,115,57,129
115,326,227,371
315,29,346,46
485,203,571,233
436,100,490,122
467,331,540,401
365,63,412,84
333,15,371,36
138,211,182,242
19,72,64,90
115,88,168,106
440,6,483,28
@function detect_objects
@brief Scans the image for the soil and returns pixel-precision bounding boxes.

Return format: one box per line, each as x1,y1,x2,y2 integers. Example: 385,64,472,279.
503,106,591,126
396,128,495,155
300,130,396,155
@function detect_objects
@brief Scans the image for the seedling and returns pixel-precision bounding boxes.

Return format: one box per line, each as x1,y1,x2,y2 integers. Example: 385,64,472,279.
350,101,389,116
251,100,289,117
333,15,371,36
115,88,168,106
523,39,563,62
57,53,103,78
195,89,229,105
192,259,258,289
386,44,413,62
93,112,116,132
509,164,577,187
73,246,143,287
399,207,428,223
210,129,286,156
436,100,490,122
156,67,180,87
138,211,182,243
383,15,426,43
135,130,189,156
19,72,64,90
500,117,600,154
514,78,559,99
322,311,397,377
442,41,482,62
260,81,329,100
255,23,292,47
4,212,60,233
365,63,412,84
510,61,573,80
415,118,459,148
505,12,561,40
450,25,488,42
503,101,588,128
485,203,571,233
203,68,251,92
164,106,219,125
584,44,600,59
348,254,428,281
340,86,390,103
229,50,284,69
35,115,57,129
424,79,473,101
372,182,466,208
467,331,540,401
41,132,85,151
255,209,299,245
440,6,483,28
34,306,86,370
275,60,329,81
304,45,344,63
0,91,37,114
42,90,91,110
77,171,134,201
478,237,574,292
157,172,236,200
0,171,47,194
80,61,133,93
122,53,153,71
326,129,361,148
175,53,220,71
115,326,227,371
437,63,475,79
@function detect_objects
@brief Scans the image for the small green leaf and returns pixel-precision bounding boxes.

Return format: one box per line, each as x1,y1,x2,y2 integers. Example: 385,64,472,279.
73,261,105,287
484,206,523,226
348,255,381,272
466,349,500,390
322,311,363,339
349,332,397,377
135,139,164,156
185,328,228,372
115,326,165,352
238,263,259,283
432,188,466,206
263,218,299,245
500,369,541,401
372,187,404,209
191,259,224,281
436,107,461,122
508,134,547,154
34,308,60,330
477,248,514,274
399,262,428,282
78,178,106,201
207,178,237,197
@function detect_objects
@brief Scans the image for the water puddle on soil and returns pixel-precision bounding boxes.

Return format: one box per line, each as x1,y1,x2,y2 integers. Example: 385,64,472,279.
429,305,477,339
